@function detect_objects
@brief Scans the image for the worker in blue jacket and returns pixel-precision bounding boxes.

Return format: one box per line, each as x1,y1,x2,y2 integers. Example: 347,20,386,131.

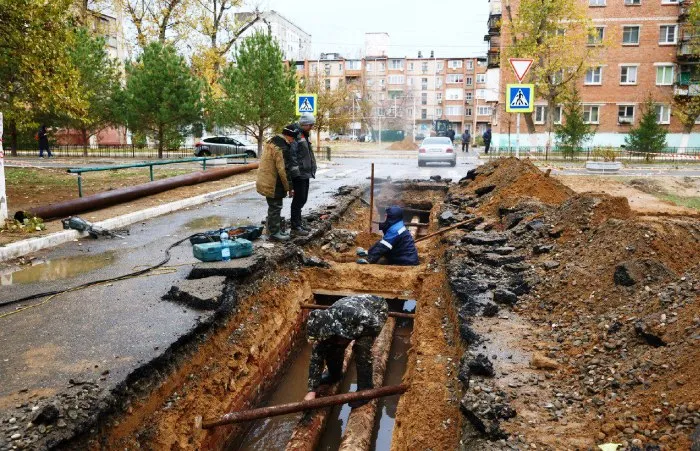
357,206,419,266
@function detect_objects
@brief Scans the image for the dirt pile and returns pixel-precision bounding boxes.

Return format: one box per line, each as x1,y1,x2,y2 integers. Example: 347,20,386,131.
387,138,419,151
445,158,700,449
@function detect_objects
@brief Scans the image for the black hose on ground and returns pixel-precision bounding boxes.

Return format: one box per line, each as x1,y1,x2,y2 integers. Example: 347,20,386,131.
0,234,197,310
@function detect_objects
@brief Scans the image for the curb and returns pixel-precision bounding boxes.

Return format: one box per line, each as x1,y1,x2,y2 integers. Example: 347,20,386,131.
0,181,256,263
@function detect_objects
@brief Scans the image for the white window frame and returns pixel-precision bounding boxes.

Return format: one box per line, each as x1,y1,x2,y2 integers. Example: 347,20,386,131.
437,61,444,71
655,64,674,85
655,104,671,124
390,59,403,70
585,66,603,85
388,75,405,85
477,106,493,116
465,91,473,101
445,88,462,100
465,107,473,116
619,64,639,85
447,74,464,84
448,60,463,69
476,74,486,84
436,92,443,102
534,105,547,124
553,106,563,124
445,106,464,116
617,104,635,124
588,26,605,46
589,0,605,6
661,0,679,4
659,24,678,45
476,89,487,99
465,76,473,86
622,25,641,45
624,0,641,5
465,60,474,70
583,105,601,124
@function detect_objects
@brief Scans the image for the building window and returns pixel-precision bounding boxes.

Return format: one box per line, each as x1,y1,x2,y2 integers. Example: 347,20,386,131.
380,78,385,87
324,64,331,76
446,106,464,116
447,74,464,83
655,104,671,124
407,77,413,86
325,79,331,91
437,61,444,71
622,26,640,45
388,75,405,84
551,70,564,84
339,63,343,71
583,105,600,124
408,62,414,71
588,27,605,46
620,65,638,84
466,60,474,70
465,107,473,116
446,88,462,100
436,107,443,117
476,89,487,99
625,0,641,4
421,109,427,120
659,25,677,44
476,74,486,84
465,92,473,101
618,105,635,124
366,62,373,71
390,59,403,70
347,60,361,70
585,67,603,85
421,93,428,105
466,76,473,86
436,92,443,103
421,78,428,90
422,62,429,73
535,105,548,124
553,106,563,124
477,106,492,116
448,60,463,69
310,63,318,73
589,0,605,6
656,65,674,85
436,77,443,88
377,62,385,71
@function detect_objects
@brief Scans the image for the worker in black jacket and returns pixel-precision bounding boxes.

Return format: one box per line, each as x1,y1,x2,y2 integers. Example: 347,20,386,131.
288,113,317,237
357,206,419,266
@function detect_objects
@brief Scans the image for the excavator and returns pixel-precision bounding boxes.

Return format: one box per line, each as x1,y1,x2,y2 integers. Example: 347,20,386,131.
432,119,451,138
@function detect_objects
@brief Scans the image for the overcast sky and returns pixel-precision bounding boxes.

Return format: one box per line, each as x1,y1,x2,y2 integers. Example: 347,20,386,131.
254,0,490,59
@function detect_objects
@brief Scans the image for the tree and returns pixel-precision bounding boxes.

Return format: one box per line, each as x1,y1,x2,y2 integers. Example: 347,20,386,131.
118,0,190,48
625,97,667,162
119,42,203,158
302,76,353,150
0,0,85,155
504,0,600,146
555,87,595,159
61,28,121,156
218,32,296,154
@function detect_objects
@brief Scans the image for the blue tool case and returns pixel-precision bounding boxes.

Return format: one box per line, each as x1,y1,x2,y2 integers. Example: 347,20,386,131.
192,238,253,262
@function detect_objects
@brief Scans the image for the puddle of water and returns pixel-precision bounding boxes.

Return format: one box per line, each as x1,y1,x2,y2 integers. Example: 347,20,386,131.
0,251,116,286
183,215,228,230
316,361,357,451
233,344,313,451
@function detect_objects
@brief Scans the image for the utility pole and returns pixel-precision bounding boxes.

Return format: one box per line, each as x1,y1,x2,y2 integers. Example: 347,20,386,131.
0,112,7,222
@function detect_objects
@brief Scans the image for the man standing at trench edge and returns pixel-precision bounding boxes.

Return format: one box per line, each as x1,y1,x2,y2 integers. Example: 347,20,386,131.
288,113,317,236
304,295,389,408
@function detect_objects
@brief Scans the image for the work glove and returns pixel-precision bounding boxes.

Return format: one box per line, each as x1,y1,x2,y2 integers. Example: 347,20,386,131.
356,258,369,265
356,247,368,257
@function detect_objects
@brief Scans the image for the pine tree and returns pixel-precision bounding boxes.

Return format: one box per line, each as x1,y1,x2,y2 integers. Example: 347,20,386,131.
218,32,296,154
119,42,203,158
625,97,667,162
555,88,595,159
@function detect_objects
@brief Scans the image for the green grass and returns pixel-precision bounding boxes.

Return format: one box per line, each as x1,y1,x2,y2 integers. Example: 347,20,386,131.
658,194,700,210
4,168,74,186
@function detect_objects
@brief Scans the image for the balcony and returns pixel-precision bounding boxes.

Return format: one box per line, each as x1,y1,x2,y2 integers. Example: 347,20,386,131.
674,83,700,96
618,117,633,125
488,14,502,35
487,50,500,69
677,40,700,61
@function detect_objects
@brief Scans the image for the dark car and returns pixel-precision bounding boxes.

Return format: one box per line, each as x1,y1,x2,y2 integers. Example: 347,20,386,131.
194,136,258,158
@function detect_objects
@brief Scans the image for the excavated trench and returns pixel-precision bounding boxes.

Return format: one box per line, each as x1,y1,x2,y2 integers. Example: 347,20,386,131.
85,180,465,451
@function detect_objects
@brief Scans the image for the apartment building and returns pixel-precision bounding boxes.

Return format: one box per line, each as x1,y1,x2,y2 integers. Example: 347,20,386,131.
294,52,496,139
236,10,311,62
486,0,700,148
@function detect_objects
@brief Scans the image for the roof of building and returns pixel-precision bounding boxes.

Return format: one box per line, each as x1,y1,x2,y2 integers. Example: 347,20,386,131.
235,10,311,38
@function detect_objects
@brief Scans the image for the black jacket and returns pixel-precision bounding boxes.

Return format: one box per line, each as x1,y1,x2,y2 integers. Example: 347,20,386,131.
482,129,492,142
38,126,49,146
289,126,317,180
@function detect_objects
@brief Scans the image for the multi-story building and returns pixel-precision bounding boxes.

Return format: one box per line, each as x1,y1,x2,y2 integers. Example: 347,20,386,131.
293,51,496,140
236,10,311,62
487,0,700,148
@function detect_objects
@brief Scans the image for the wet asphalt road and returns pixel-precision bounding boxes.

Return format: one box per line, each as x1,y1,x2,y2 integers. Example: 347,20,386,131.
0,153,478,400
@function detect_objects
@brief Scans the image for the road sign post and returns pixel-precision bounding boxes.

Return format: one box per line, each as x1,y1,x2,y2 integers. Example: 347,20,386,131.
0,112,7,222
507,58,534,159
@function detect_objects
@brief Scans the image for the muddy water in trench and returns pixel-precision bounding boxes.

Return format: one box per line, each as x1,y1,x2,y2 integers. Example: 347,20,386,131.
0,251,116,286
232,344,313,451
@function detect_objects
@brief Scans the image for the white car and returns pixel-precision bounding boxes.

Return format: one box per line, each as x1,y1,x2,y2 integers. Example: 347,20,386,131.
194,136,258,158
418,137,456,167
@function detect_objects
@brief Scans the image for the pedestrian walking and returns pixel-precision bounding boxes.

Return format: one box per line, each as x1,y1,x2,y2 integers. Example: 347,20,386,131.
288,113,317,237
447,128,456,143
461,130,471,153
255,125,296,241
304,294,389,408
37,125,52,158
482,126,492,155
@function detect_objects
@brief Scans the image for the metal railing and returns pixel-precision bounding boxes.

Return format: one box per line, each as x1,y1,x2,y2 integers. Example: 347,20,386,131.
8,144,198,159
486,146,700,163
68,153,248,197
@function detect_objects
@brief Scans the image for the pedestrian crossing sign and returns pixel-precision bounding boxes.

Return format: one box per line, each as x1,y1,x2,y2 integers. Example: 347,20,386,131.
506,84,534,113
296,94,317,115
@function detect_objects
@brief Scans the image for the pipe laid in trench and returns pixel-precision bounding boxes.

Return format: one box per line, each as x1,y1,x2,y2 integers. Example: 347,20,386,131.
300,304,415,319
338,318,396,451
22,163,259,221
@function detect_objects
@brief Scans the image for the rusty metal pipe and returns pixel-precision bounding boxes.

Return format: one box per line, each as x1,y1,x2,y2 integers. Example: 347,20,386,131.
22,163,258,221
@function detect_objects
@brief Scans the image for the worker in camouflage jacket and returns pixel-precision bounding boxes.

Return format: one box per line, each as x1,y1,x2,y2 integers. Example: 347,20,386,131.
304,295,388,408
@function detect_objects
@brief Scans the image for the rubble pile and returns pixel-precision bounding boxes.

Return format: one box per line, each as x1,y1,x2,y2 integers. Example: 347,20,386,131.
445,158,700,449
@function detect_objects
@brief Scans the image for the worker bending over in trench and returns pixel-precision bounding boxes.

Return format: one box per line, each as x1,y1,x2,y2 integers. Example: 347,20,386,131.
304,295,389,408
357,206,419,265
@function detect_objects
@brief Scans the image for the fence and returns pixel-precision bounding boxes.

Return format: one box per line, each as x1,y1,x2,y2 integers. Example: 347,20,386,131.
8,144,197,159
486,146,700,163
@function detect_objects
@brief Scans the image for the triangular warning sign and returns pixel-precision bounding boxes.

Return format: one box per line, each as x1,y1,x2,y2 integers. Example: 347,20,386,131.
510,89,529,107
509,58,533,82
299,98,314,112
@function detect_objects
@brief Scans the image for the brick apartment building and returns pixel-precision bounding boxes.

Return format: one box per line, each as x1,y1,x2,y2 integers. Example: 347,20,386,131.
485,0,700,148
293,33,497,140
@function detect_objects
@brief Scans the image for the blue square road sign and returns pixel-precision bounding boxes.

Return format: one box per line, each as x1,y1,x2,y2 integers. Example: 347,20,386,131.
506,84,534,113
296,94,317,115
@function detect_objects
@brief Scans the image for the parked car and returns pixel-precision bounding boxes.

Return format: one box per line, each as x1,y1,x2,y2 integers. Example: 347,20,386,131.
415,133,426,141
417,137,456,167
194,136,258,158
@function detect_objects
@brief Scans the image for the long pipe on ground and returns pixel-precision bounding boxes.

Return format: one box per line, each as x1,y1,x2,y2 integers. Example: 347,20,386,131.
414,217,480,243
201,384,408,430
21,163,258,221
300,304,415,319
339,318,396,451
